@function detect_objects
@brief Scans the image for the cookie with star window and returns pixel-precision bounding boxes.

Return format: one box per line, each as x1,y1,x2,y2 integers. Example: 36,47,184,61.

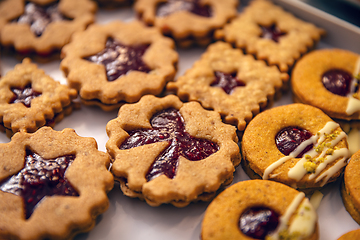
60,20,178,111
0,58,78,137
106,94,240,207
0,127,114,240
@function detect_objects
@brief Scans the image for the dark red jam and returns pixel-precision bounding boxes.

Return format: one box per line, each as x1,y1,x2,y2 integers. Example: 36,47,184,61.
0,150,78,219
17,2,68,37
120,108,219,181
260,24,286,42
156,0,212,18
239,207,279,239
210,71,246,94
10,84,42,108
322,69,355,96
85,38,151,82
275,126,313,158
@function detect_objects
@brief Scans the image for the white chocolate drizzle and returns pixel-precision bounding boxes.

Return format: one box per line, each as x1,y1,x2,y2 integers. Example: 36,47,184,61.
346,57,360,115
263,121,349,187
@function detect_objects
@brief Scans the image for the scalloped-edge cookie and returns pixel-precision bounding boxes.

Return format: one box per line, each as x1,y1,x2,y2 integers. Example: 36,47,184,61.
292,48,360,122
106,94,240,207
60,20,178,111
0,127,114,240
241,103,350,192
215,0,325,72
201,180,319,240
134,0,238,48
0,0,97,56
0,58,78,137
167,41,288,131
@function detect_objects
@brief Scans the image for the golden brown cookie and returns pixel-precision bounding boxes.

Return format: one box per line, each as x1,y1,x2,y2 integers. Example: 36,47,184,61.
134,0,238,48
0,126,114,240
167,41,288,131
106,94,240,207
0,58,78,138
341,150,360,225
201,179,319,240
60,20,178,111
337,229,360,240
241,103,350,192
215,0,325,72
0,0,97,56
292,48,360,122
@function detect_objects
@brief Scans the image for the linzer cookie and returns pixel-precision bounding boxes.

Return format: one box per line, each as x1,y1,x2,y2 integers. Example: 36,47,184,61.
215,0,325,72
341,150,360,225
0,127,114,240
292,48,360,122
60,20,178,111
134,0,238,48
241,103,350,192
167,41,288,131
201,180,319,240
0,58,78,137
106,94,240,207
0,0,97,56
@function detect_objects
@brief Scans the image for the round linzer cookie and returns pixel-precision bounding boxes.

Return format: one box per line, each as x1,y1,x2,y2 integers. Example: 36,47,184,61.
201,180,319,240
337,229,360,240
167,41,288,131
0,127,114,240
341,150,360,225
241,103,350,192
134,0,238,48
106,94,240,207
292,48,360,122
60,20,178,111
0,58,78,138
215,0,325,72
0,0,97,56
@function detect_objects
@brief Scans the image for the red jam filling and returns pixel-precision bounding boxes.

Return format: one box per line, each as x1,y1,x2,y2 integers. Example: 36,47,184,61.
17,2,68,37
0,150,78,219
210,71,246,94
260,24,286,42
322,69,355,96
239,207,279,239
85,38,151,82
276,126,313,158
156,0,212,18
10,84,42,108
120,108,219,181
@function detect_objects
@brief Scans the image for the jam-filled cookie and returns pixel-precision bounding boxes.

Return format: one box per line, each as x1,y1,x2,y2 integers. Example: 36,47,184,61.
292,48,360,122
0,0,97,56
201,179,319,240
134,0,238,48
0,58,78,137
215,0,325,72
0,127,114,240
106,94,240,207
337,229,360,240
167,41,288,131
241,103,350,192
60,20,178,111
341,149,360,225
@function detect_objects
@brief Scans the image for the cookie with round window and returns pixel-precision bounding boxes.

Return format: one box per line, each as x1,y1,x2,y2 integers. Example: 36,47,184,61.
0,126,114,240
60,20,179,111
106,94,240,207
0,0,97,57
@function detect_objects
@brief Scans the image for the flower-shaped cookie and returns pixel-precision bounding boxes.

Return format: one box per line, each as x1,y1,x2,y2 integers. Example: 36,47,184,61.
0,58,78,137
0,127,114,240
134,0,238,48
106,94,240,207
0,0,97,56
60,20,179,111
215,0,325,72
167,41,288,131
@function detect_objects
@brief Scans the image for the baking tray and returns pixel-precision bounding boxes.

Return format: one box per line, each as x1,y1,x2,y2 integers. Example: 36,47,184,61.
1,0,360,239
